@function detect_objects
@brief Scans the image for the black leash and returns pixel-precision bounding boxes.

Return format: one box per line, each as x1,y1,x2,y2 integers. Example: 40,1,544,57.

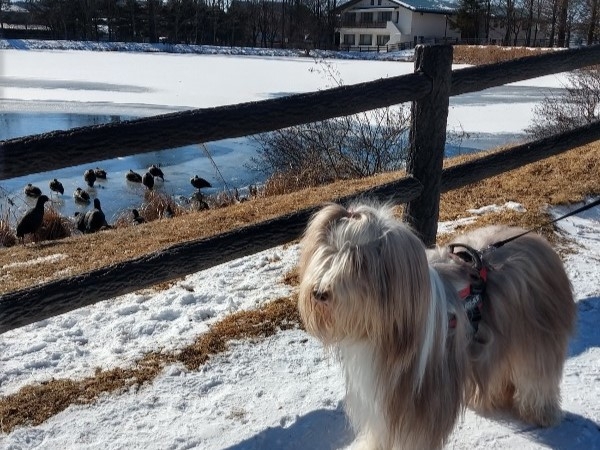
492,197,600,249
446,197,600,332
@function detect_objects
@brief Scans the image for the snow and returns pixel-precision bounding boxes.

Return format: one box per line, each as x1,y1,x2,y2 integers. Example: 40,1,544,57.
0,42,598,449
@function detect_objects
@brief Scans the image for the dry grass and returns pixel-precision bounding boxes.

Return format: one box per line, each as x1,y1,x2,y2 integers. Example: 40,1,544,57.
1,141,599,294
0,217,17,247
452,45,556,65
437,143,600,244
37,205,74,242
0,297,299,433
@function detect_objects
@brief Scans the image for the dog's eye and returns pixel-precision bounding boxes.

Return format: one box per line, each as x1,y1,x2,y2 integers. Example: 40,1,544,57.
312,289,330,302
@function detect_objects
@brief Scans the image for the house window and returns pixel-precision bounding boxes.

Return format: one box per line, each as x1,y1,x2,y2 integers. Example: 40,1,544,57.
377,35,389,45
377,0,382,4
343,34,356,45
343,12,356,26
378,11,392,22
370,0,374,4
361,12,373,24
359,34,372,45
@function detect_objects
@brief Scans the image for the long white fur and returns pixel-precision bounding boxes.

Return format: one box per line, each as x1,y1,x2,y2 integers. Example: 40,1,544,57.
418,267,449,391
298,201,576,450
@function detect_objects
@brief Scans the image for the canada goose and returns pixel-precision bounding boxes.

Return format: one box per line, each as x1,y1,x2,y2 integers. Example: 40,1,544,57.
49,178,64,196
16,195,49,244
142,172,154,190
190,175,211,190
73,211,87,233
24,183,42,198
84,169,96,187
148,164,164,180
94,167,107,179
132,209,146,225
126,170,143,183
73,187,91,204
162,204,174,219
84,198,108,233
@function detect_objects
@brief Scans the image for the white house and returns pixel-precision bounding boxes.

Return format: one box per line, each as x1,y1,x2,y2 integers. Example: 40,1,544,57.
336,0,460,50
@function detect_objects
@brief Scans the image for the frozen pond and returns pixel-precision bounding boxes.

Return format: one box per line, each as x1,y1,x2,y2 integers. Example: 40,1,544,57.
0,112,263,224
0,110,526,226
0,48,565,227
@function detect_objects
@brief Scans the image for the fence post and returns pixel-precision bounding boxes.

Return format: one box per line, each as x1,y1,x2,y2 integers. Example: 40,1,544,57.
402,44,453,247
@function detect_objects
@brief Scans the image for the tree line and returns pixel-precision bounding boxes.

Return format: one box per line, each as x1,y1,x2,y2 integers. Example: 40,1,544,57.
455,0,599,46
1,0,339,48
2,0,598,47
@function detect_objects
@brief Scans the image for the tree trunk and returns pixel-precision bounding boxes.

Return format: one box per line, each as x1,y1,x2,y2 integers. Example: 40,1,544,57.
588,0,598,45
549,0,558,47
557,0,568,47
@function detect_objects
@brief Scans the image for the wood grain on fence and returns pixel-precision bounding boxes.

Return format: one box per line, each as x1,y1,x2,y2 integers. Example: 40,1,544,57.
0,73,432,180
403,45,453,247
451,45,600,96
441,120,600,192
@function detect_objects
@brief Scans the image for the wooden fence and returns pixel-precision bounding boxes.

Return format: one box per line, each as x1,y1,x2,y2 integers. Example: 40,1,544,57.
1,44,600,334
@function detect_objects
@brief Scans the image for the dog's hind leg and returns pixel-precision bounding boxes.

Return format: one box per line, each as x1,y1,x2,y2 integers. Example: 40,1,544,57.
510,354,564,427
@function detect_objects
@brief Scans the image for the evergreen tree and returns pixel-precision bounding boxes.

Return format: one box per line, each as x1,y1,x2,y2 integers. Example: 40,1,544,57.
454,0,484,39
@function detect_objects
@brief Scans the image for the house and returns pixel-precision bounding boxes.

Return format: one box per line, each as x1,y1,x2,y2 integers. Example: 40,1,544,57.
336,0,460,50
0,2,51,39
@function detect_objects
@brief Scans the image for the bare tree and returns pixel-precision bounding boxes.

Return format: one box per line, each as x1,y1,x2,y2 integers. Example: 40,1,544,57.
252,61,411,181
527,66,600,138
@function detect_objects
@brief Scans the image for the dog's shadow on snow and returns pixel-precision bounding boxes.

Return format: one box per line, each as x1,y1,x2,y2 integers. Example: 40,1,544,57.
514,411,600,450
568,296,600,358
222,403,354,450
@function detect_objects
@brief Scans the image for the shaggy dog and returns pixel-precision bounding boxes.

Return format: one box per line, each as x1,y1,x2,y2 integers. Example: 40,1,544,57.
298,202,576,450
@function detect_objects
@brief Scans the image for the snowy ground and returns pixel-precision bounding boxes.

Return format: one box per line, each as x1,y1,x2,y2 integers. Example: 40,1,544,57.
1,200,599,450
0,42,598,449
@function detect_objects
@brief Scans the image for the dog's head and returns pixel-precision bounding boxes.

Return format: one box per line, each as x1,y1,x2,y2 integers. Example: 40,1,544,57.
298,202,433,347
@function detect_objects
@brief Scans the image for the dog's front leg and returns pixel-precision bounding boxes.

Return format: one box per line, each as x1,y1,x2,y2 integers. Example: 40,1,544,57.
349,430,382,450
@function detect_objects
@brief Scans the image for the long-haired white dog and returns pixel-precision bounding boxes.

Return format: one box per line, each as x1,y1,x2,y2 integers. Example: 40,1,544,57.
298,201,576,450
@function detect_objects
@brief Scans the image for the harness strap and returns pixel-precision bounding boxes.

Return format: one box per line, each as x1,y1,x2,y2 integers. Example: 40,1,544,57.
447,243,487,331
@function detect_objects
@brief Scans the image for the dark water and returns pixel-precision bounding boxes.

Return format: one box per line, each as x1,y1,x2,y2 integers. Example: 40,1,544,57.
0,112,262,224
0,112,524,226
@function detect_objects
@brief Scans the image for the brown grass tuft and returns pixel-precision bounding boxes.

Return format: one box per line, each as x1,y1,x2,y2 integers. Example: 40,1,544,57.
140,191,185,221
38,205,74,241
453,45,555,65
283,267,300,287
178,296,301,370
0,217,17,247
260,168,334,197
0,354,167,433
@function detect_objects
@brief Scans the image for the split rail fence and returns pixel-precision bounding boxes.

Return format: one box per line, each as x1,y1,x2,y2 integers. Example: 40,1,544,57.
1,44,600,333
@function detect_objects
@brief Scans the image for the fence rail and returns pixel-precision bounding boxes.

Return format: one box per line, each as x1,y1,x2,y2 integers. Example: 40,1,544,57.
1,43,600,334
3,45,599,181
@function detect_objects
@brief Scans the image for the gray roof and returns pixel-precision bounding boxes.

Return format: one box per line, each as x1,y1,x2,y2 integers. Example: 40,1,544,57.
392,0,457,13
337,0,457,14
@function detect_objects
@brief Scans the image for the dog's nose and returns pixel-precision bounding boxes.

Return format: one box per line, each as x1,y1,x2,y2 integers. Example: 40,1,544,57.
312,289,330,302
